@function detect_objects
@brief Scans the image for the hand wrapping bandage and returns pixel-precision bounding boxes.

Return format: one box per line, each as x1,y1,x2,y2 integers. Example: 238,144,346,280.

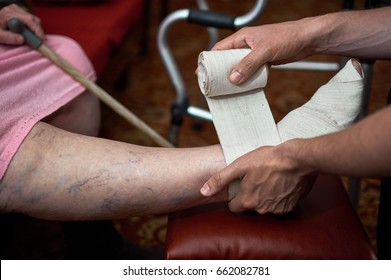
198,49,363,199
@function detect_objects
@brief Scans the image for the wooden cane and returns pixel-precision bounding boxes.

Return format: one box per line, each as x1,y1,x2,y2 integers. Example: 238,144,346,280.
8,18,174,148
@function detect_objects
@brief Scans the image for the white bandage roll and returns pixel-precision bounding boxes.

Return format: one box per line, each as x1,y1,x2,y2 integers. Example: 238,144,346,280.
198,49,269,97
198,49,280,199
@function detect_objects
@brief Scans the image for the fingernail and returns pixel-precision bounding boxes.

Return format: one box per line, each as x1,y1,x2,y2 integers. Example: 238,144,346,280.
230,71,242,84
16,35,24,44
258,208,267,215
200,183,211,196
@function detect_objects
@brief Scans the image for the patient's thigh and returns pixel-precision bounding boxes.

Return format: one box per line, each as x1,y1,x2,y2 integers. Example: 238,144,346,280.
43,92,101,136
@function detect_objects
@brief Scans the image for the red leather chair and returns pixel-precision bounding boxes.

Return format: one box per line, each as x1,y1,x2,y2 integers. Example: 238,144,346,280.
165,175,377,259
33,0,144,75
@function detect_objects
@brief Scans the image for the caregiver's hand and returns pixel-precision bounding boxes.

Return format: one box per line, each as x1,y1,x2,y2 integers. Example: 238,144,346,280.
200,141,315,214
0,4,45,45
211,19,315,85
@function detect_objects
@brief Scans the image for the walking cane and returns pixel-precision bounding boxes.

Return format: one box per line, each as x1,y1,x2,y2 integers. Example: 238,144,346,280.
7,18,174,148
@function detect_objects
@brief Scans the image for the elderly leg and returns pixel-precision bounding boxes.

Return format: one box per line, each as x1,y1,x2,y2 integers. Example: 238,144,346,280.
40,92,165,259
0,121,226,220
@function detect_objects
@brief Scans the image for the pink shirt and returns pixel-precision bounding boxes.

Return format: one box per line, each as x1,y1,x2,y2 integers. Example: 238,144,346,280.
0,35,96,179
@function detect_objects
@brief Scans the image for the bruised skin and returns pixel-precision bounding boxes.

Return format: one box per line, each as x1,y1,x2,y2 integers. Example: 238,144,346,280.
0,122,227,220
0,93,227,221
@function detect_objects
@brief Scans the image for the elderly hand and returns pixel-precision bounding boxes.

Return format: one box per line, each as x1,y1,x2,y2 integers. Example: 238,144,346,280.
200,141,316,214
211,19,316,85
0,4,45,45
